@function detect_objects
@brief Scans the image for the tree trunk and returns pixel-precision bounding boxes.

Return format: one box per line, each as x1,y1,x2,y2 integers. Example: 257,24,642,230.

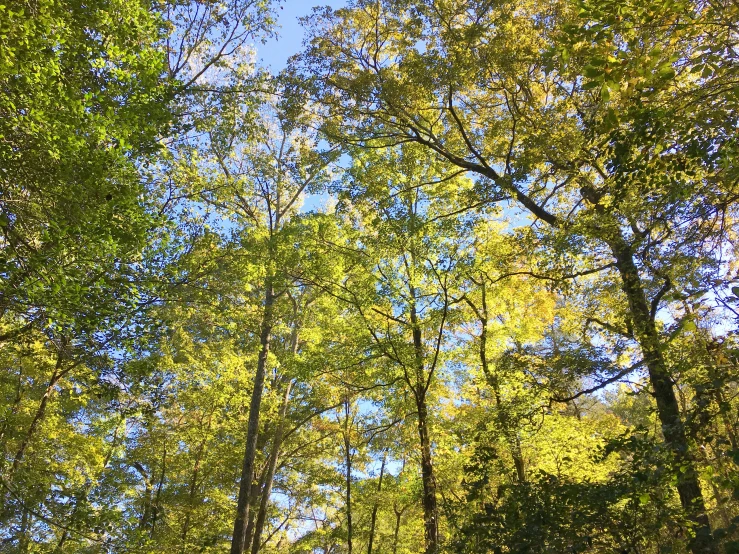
608,232,716,554
181,434,208,546
244,495,258,554
10,350,65,479
367,450,387,554
409,299,439,554
392,502,407,554
150,442,167,537
251,379,293,554
471,286,526,483
136,465,153,531
512,437,525,483
231,280,275,554
251,317,300,554
18,507,29,553
243,410,273,554
344,395,354,554
416,398,439,554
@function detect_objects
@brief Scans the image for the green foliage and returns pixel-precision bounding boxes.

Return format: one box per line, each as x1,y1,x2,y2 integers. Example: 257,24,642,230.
1,0,738,552
0,0,171,337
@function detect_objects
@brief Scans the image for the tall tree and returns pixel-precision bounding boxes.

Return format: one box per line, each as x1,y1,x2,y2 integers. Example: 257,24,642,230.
322,143,478,553
297,1,738,549
169,84,338,553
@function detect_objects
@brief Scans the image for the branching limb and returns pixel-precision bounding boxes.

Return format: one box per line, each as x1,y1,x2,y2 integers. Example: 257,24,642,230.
551,360,643,403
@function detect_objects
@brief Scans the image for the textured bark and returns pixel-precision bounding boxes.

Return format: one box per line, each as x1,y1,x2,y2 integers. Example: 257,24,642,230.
409,298,439,554
416,399,439,554
231,281,275,554
244,493,258,554
607,231,716,554
251,379,293,554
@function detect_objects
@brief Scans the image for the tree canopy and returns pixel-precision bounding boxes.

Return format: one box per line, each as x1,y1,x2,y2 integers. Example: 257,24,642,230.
1,0,738,553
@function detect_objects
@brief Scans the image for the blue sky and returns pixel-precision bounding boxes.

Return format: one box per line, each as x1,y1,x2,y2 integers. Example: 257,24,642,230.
252,1,349,213
258,0,347,71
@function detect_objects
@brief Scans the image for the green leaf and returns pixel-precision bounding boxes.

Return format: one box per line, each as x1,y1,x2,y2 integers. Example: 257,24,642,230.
657,62,675,79
600,84,610,102
583,65,603,78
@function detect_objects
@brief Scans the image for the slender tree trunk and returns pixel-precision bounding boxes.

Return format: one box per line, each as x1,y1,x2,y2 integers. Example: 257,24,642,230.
231,280,275,554
10,351,65,478
512,437,525,483
608,232,716,554
343,395,354,554
181,434,208,546
137,467,153,530
242,414,272,554
416,398,439,554
250,379,293,554
150,442,167,537
392,502,407,554
367,450,387,554
471,285,526,483
409,299,439,554
244,494,258,554
19,507,29,553
251,314,301,554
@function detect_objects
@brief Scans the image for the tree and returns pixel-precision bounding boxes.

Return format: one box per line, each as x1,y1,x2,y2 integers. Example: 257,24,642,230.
167,81,338,552
2,1,737,552
297,1,738,549
0,0,281,547
319,143,479,553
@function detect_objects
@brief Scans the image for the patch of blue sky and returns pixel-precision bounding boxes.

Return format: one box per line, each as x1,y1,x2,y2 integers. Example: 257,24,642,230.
254,1,348,214
257,0,347,72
